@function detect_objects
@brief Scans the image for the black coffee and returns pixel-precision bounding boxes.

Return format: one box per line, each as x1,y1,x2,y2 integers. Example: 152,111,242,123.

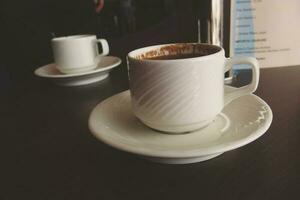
146,53,206,60
137,44,221,60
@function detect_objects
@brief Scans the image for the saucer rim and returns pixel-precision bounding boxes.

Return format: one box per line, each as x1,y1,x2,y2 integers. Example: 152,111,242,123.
34,56,121,78
88,87,273,158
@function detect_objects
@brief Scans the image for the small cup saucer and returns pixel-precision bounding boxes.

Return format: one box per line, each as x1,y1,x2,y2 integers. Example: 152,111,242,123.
34,56,121,86
88,86,273,164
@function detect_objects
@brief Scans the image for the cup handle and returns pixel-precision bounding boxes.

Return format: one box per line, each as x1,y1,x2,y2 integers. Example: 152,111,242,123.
224,57,260,105
96,39,109,56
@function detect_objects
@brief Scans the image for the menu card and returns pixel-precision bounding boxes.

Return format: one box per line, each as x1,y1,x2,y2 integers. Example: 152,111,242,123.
230,0,300,68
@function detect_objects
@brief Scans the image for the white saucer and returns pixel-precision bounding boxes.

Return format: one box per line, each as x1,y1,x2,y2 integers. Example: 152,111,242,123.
34,56,121,86
88,86,273,164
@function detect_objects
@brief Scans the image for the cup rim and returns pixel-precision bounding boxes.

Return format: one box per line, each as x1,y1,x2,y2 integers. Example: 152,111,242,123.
52,34,96,41
127,43,224,62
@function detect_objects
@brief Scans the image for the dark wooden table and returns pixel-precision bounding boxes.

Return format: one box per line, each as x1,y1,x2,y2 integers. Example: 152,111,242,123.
2,63,300,200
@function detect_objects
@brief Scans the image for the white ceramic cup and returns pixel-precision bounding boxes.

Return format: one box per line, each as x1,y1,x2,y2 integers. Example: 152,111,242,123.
127,43,259,133
51,35,109,74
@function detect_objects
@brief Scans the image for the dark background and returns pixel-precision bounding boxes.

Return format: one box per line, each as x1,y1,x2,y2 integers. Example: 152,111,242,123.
0,0,231,85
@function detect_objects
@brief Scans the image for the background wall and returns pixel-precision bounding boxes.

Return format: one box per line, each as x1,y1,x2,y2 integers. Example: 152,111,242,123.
0,0,214,84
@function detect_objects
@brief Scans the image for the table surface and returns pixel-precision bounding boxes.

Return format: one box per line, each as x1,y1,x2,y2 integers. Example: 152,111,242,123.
2,63,300,200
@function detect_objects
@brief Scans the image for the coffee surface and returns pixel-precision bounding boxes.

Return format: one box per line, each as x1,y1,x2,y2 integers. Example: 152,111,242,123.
135,44,221,60
145,53,207,60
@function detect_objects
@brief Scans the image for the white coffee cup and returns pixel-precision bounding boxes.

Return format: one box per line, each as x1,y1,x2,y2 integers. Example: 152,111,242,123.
51,35,109,74
127,43,259,133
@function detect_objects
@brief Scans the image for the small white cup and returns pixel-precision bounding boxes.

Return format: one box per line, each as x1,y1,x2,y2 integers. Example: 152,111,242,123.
51,35,109,74
127,43,260,133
